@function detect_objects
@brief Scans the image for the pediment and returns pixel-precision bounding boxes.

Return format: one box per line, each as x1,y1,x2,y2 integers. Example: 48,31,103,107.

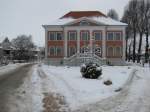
64,17,105,26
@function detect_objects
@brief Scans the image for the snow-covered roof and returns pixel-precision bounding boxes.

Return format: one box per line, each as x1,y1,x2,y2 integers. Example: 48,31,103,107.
44,16,127,26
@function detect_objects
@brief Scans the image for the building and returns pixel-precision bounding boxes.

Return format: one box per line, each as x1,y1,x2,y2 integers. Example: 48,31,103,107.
43,11,127,65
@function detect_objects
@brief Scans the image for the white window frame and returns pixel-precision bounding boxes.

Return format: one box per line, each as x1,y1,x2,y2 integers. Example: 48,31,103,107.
115,32,122,40
68,31,77,40
56,46,62,56
107,32,114,40
107,31,122,41
81,31,89,41
107,46,114,57
49,46,55,56
93,31,102,40
48,32,55,40
115,46,122,56
56,32,63,40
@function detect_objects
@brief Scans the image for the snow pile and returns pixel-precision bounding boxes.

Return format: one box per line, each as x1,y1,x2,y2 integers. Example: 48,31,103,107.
41,65,134,110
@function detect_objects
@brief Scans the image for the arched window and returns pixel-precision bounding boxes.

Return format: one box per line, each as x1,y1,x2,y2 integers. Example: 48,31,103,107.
69,47,76,56
107,47,113,57
56,47,62,56
115,47,122,56
49,47,55,56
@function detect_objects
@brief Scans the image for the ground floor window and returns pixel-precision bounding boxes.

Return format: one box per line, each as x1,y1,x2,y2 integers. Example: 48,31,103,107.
49,46,63,56
68,47,76,57
115,47,122,56
107,46,114,57
49,47,55,55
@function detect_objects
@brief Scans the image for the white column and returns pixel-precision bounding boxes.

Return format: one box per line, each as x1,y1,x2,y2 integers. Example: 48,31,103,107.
90,30,93,53
77,29,80,54
45,29,48,60
64,28,68,57
122,27,126,61
102,27,106,58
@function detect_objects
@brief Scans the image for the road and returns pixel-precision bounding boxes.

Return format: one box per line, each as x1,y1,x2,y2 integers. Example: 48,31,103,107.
0,64,34,112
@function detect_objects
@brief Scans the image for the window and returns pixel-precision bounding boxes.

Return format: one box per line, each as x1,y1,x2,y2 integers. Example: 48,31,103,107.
115,32,122,40
80,20,89,26
68,31,77,40
69,47,76,56
115,47,122,56
107,32,113,40
107,47,114,57
48,32,55,40
49,47,55,55
107,32,122,40
93,32,102,40
56,32,63,40
81,31,89,41
56,47,62,55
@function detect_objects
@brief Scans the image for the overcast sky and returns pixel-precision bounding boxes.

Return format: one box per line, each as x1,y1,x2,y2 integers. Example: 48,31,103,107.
0,0,130,47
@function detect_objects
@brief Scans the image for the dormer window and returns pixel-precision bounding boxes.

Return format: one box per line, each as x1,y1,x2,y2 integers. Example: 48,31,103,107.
79,20,89,26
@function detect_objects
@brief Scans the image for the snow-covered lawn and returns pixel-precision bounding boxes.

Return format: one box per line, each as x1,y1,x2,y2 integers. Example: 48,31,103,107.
41,65,135,110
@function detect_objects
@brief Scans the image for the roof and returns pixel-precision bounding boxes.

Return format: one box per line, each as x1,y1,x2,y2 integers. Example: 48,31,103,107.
60,11,107,19
43,11,127,26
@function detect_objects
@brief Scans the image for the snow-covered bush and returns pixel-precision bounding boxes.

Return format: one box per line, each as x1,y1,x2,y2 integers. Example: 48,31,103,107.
80,62,102,79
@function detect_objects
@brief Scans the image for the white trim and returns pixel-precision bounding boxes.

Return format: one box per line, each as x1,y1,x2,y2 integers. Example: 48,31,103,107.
107,31,122,41
93,31,102,40
68,31,77,40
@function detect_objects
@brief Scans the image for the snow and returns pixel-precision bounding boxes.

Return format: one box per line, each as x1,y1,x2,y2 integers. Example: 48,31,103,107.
127,34,150,54
44,16,127,26
92,16,127,26
40,65,134,110
0,63,27,76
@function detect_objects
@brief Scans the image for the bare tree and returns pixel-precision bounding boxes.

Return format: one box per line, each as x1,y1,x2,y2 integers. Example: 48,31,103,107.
137,0,145,63
122,0,138,62
122,9,132,61
143,0,150,62
12,35,35,61
107,9,119,20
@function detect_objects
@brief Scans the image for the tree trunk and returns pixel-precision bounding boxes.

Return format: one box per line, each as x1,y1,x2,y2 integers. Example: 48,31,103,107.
145,32,149,63
125,35,128,61
137,33,143,63
128,44,131,62
133,30,136,62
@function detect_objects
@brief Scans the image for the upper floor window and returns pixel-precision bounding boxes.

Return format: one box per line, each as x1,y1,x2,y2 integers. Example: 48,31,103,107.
56,32,63,40
93,31,102,40
115,32,122,40
81,31,89,41
107,32,114,40
80,20,89,26
48,32,63,40
48,32,55,40
68,31,77,40
107,31,122,41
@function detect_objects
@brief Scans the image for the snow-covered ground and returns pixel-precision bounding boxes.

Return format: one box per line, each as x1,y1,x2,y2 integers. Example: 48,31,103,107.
39,65,135,110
